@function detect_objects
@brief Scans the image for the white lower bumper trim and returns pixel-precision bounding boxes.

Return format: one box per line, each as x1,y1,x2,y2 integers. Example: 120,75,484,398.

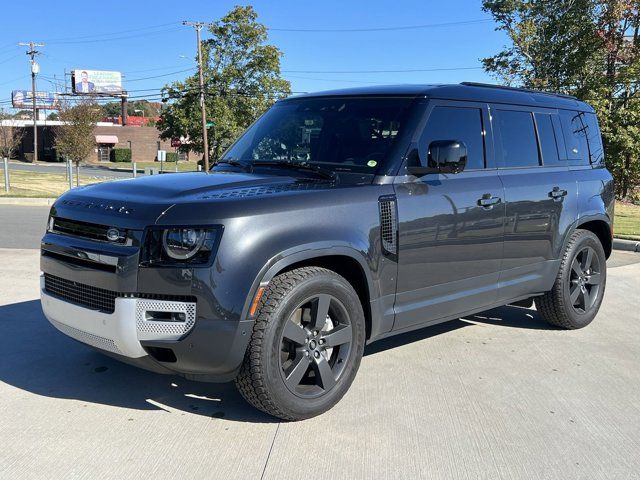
40,276,197,358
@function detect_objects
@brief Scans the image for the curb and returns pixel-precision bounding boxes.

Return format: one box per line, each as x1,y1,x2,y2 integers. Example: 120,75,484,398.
613,238,640,252
0,197,57,206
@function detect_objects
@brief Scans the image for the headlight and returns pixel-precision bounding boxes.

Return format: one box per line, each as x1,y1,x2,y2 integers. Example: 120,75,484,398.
140,226,222,266
163,228,206,260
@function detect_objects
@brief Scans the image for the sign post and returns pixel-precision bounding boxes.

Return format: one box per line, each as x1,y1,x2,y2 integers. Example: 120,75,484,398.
157,149,166,173
3,158,9,193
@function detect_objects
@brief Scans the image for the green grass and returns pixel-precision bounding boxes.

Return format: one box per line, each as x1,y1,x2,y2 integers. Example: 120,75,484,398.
0,170,109,198
614,201,640,240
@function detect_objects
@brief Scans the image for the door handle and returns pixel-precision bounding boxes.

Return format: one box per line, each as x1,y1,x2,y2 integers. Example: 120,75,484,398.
477,193,501,208
549,187,568,199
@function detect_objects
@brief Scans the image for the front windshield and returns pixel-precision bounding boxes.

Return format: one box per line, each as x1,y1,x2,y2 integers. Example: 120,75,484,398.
220,96,415,174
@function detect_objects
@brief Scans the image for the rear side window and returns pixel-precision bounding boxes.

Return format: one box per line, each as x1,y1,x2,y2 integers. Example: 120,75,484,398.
495,110,540,168
534,113,561,166
421,106,485,170
584,113,604,165
559,110,590,165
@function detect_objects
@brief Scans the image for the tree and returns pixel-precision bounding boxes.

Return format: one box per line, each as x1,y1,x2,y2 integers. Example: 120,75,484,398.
101,100,162,118
0,109,24,160
54,100,101,185
159,6,291,160
482,0,640,199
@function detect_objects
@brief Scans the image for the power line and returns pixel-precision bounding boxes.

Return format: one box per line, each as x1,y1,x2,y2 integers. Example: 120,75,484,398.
126,67,197,82
43,22,180,44
268,18,492,32
282,66,483,74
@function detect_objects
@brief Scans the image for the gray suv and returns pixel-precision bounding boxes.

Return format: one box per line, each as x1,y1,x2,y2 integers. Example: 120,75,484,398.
40,83,614,420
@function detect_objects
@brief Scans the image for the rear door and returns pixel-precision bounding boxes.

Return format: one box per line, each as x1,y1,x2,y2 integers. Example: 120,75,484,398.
393,100,505,330
492,106,578,302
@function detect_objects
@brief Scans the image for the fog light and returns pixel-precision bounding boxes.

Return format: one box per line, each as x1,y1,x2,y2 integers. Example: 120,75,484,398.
145,311,187,323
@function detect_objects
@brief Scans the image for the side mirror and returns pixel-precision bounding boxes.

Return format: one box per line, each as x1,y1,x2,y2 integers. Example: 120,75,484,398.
407,140,468,176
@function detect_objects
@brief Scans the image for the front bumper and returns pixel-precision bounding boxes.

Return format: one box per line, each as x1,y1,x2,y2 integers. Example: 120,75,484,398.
40,276,197,358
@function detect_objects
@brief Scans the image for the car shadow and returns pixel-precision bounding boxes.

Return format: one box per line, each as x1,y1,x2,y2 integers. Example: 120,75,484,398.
364,304,557,356
0,300,277,424
0,299,555,422
464,304,560,330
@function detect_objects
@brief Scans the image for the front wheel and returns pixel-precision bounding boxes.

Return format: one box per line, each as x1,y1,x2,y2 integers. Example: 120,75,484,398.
235,267,366,420
536,229,607,329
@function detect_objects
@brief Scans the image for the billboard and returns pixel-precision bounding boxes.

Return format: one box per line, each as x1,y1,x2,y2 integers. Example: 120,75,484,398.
72,69,123,95
12,90,60,109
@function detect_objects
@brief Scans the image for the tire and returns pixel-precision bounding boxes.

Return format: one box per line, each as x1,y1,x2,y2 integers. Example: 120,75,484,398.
535,229,607,329
235,267,366,421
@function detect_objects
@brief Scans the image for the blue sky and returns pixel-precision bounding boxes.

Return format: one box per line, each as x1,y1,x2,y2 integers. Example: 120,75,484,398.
0,0,508,109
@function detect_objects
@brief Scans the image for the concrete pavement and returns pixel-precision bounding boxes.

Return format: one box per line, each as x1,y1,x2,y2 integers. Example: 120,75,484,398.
0,220,639,479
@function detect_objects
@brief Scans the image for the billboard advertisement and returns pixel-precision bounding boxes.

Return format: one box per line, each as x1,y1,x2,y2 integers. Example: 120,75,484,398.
72,69,123,95
12,90,60,109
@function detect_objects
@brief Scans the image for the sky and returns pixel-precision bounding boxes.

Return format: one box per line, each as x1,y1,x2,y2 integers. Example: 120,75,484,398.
0,0,508,110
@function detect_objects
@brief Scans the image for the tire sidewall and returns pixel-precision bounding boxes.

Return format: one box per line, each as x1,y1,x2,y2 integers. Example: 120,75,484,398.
561,231,607,328
261,271,365,419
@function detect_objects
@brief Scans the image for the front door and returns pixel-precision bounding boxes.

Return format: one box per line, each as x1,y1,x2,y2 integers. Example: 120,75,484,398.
97,145,111,162
393,101,505,331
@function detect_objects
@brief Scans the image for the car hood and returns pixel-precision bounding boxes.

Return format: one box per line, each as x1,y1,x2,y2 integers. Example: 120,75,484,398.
50,172,335,228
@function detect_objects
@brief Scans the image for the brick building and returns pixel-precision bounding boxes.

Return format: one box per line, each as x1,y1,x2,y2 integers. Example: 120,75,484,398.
3,119,187,163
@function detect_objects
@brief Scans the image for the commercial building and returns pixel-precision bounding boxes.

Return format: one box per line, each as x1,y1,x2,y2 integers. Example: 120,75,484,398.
1,119,186,163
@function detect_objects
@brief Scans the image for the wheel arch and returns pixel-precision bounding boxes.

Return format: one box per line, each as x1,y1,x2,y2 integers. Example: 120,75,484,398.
246,246,377,340
576,217,612,258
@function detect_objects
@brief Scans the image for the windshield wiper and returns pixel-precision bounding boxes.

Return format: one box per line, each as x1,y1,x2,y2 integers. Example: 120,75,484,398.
251,160,336,180
215,158,252,171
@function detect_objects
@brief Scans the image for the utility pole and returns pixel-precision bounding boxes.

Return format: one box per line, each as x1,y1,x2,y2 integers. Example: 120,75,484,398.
18,42,44,162
182,21,212,173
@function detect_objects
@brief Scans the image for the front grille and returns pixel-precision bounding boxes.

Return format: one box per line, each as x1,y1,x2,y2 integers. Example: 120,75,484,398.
44,274,117,313
50,217,127,244
43,274,198,314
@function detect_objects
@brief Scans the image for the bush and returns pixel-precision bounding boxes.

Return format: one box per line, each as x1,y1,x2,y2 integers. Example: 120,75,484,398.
24,153,35,163
110,148,132,163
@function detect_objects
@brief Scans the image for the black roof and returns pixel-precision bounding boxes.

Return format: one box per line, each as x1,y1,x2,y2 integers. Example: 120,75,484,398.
288,82,594,112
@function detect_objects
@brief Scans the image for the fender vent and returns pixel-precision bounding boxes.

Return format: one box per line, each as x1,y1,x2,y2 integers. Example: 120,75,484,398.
378,196,398,256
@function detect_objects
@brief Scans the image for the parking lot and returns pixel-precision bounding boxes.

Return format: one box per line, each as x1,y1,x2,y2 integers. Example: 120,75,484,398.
1,206,639,480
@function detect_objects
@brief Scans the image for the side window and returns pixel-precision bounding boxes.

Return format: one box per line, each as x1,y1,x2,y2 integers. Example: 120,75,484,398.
534,113,561,166
584,113,604,165
559,110,590,165
421,106,485,170
495,110,540,168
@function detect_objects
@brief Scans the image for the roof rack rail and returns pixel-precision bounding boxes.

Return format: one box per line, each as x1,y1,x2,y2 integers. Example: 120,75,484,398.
460,82,577,100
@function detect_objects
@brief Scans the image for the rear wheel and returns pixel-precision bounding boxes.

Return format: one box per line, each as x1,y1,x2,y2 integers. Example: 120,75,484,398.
536,229,606,329
235,267,366,420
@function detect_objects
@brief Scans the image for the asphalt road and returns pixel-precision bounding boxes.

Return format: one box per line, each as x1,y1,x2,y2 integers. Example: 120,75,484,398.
4,161,133,179
1,205,639,479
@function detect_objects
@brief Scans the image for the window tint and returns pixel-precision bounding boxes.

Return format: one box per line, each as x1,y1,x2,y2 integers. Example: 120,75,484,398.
222,97,414,173
534,113,560,166
559,110,590,165
495,110,540,168
584,113,604,165
421,106,485,170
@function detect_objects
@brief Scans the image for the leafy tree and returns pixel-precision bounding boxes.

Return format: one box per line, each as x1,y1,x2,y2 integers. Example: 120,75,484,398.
482,0,640,199
54,99,101,185
159,5,291,160
101,100,161,119
0,109,24,160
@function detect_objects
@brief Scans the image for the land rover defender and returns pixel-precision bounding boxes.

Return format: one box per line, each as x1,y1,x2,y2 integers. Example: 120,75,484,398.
40,83,614,420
